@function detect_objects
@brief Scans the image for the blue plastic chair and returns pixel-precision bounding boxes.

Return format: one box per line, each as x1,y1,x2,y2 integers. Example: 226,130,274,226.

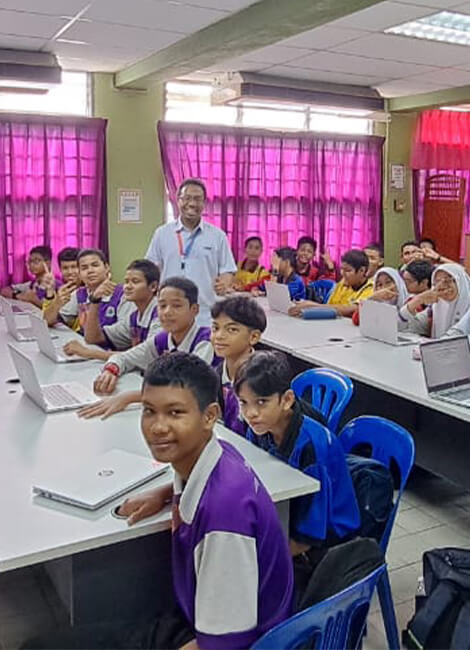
309,279,336,304
292,368,354,433
252,564,397,650
338,415,415,649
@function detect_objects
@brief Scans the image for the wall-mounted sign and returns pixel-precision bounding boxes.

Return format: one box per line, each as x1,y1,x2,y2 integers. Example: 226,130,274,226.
390,164,405,190
118,189,142,223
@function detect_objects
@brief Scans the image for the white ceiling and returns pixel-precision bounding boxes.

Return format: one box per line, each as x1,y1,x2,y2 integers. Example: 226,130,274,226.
2,0,470,96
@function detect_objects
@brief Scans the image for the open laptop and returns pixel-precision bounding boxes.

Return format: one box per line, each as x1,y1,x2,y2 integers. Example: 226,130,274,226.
0,298,41,315
265,281,292,314
360,300,420,346
29,313,86,364
0,296,37,341
420,336,470,407
32,449,170,511
7,343,98,413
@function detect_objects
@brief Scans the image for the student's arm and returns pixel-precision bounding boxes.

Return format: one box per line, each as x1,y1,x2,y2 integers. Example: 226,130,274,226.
117,483,173,525
77,390,142,419
93,338,158,394
399,298,434,336
331,304,357,318
63,339,112,361
15,288,42,308
43,283,77,326
83,277,117,344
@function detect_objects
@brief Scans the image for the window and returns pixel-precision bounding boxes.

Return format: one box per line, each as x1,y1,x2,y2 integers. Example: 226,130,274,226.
0,71,90,116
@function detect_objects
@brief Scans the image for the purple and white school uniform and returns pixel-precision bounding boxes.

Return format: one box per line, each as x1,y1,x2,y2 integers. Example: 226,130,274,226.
12,278,61,303
106,320,217,376
102,297,159,350
217,361,246,436
172,435,293,649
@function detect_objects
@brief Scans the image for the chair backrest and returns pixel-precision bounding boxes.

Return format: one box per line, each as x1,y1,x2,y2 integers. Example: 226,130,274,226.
252,564,386,650
338,415,415,552
310,279,336,304
292,368,354,433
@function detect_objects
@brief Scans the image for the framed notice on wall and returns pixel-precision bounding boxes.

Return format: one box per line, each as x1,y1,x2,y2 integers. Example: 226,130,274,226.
390,164,405,190
118,189,142,223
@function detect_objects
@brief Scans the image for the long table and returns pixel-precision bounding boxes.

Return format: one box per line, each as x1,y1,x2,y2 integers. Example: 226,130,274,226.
0,313,318,623
260,301,470,489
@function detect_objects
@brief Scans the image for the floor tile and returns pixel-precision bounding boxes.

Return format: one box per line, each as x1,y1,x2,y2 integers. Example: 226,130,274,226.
387,525,470,570
396,507,441,534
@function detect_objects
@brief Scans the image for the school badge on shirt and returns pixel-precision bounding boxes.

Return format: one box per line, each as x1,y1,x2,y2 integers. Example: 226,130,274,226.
105,305,116,320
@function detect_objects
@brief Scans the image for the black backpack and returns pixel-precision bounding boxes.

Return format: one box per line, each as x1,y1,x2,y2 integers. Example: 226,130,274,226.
403,547,470,650
346,454,394,543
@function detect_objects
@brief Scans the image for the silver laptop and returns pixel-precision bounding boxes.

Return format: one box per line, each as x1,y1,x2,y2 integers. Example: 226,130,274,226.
7,343,98,413
360,300,420,346
265,281,292,314
32,449,170,511
421,336,470,407
0,298,41,315
29,313,86,364
0,296,37,341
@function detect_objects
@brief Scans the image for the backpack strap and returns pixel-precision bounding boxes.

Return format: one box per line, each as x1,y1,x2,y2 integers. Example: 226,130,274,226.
451,600,470,650
408,581,459,647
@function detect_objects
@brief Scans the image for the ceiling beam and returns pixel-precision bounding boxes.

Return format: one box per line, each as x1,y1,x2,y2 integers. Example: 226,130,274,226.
114,0,385,89
387,85,470,112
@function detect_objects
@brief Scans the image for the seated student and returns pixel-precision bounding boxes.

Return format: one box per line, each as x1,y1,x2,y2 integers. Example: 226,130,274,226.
25,353,293,650
289,249,373,318
352,267,408,326
399,263,470,337
41,247,81,331
402,259,433,313
399,240,423,272
211,296,267,435
44,248,132,346
234,351,360,564
77,277,216,418
295,236,336,287
270,246,306,301
62,259,160,362
419,237,457,266
1,245,58,307
363,242,384,279
233,236,270,292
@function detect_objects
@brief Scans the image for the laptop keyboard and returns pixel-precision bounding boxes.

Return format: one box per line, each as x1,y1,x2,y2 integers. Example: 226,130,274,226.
442,387,470,401
43,384,78,407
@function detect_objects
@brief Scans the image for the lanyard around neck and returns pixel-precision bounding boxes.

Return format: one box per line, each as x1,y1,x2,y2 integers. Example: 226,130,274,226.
176,227,200,270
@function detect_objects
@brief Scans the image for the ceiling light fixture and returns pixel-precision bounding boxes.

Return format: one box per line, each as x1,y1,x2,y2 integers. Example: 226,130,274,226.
385,11,470,46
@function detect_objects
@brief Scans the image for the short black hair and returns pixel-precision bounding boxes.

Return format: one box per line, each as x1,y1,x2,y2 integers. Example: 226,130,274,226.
143,352,218,411
211,296,267,332
420,237,436,250
275,246,297,268
158,276,198,305
297,236,317,251
341,249,369,271
58,247,80,265
177,178,207,200
77,248,108,264
234,350,293,397
245,236,263,248
127,259,160,286
405,260,433,286
30,245,52,261
401,240,419,253
364,242,384,257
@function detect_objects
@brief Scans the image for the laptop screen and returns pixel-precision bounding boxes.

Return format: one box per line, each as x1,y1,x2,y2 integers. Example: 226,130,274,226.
421,336,470,392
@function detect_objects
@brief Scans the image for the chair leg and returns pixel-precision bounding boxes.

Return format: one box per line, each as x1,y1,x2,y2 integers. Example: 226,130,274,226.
377,570,400,650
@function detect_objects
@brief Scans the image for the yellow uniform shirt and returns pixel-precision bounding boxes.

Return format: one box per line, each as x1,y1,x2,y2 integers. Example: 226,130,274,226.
234,261,270,290
42,297,81,332
328,279,374,306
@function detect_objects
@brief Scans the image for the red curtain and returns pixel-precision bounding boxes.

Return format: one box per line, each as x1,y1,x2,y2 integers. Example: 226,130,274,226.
412,110,470,170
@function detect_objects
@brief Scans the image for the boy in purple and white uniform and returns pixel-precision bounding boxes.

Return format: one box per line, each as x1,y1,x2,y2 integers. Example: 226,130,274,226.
1,245,60,308
77,277,218,420
210,295,266,436
62,259,161,363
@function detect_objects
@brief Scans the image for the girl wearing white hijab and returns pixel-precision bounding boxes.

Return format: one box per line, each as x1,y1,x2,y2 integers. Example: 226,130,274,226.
399,263,470,337
370,267,409,308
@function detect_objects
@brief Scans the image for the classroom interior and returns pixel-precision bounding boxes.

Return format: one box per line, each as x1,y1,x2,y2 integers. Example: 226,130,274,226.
2,0,470,648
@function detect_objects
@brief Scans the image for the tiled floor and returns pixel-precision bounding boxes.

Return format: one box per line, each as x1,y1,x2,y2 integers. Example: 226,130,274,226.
1,468,470,649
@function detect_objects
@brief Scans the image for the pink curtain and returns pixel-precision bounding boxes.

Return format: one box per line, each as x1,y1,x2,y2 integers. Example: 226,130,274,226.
0,114,108,285
158,121,383,266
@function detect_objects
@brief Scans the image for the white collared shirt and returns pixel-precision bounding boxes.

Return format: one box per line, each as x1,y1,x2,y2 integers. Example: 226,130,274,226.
145,218,237,325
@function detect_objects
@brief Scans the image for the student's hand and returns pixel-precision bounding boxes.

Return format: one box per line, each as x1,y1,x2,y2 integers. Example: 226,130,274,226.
41,263,56,293
56,281,76,306
63,340,91,358
250,287,264,297
77,392,130,419
422,247,440,262
370,287,398,303
418,288,439,306
92,273,116,300
93,369,119,394
213,275,231,295
288,304,303,318
321,250,335,270
118,487,171,525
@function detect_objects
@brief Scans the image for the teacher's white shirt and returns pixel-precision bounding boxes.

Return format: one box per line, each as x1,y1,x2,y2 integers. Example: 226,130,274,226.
145,218,236,325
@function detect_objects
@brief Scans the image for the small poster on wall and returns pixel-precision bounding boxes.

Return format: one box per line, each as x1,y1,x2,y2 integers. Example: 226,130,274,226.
118,189,142,223
390,164,405,190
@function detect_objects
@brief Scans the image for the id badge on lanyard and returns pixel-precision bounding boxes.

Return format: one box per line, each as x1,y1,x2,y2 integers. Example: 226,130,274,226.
176,229,199,270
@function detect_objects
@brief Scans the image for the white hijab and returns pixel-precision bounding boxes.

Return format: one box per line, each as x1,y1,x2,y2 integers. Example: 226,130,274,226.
373,267,409,309
431,263,470,338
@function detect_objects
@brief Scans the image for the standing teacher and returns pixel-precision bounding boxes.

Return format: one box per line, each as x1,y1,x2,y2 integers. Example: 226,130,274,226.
145,179,237,326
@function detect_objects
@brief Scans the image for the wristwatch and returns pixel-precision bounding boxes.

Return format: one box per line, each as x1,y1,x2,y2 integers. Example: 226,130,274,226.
89,294,102,304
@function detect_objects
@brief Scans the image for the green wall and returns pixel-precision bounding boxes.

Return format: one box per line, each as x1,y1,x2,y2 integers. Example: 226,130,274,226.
92,73,165,281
